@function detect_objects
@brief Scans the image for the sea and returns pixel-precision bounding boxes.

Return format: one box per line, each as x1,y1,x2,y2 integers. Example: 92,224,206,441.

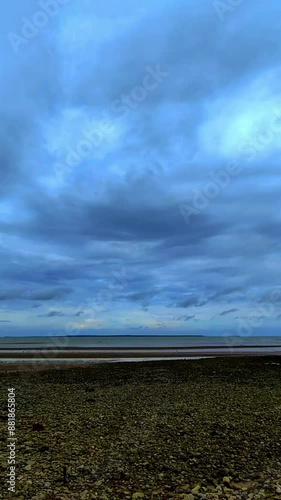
1,335,281,349
0,334,280,363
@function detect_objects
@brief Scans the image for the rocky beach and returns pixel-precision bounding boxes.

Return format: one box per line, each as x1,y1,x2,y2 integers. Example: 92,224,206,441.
0,356,281,499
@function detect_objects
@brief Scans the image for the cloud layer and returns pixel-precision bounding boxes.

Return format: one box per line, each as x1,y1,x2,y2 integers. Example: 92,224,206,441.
1,0,281,336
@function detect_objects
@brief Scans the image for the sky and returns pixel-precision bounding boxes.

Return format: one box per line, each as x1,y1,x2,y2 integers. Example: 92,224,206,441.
1,0,281,337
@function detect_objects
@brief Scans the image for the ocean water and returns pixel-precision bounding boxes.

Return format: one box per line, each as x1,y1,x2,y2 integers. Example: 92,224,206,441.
1,335,281,349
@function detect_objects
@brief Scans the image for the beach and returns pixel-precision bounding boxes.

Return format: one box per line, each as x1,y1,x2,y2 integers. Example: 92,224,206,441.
1,356,281,499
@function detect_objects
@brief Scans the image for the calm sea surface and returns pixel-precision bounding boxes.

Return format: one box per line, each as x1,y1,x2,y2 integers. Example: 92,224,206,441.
1,335,281,349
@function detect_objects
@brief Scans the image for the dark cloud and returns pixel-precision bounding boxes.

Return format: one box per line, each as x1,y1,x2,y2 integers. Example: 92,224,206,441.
177,315,195,321
0,287,72,302
177,296,207,308
28,288,72,302
211,287,244,302
218,308,239,316
38,311,65,318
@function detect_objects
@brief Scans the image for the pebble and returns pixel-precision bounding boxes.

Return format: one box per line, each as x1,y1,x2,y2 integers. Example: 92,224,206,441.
191,484,201,494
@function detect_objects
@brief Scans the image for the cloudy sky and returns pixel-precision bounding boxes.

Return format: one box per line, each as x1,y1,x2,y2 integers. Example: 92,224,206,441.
1,0,281,337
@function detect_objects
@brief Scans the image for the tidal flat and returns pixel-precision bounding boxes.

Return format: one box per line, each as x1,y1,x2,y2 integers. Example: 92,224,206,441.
1,356,281,499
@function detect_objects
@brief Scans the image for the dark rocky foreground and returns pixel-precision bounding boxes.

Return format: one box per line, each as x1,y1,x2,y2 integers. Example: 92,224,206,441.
0,356,281,499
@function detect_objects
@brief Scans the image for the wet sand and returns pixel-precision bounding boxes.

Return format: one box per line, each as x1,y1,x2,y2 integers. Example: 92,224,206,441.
1,345,281,360
3,344,281,350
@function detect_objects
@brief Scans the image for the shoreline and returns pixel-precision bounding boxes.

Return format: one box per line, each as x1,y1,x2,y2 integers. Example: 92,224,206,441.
0,346,280,359
0,350,281,373
2,343,281,350
1,343,281,373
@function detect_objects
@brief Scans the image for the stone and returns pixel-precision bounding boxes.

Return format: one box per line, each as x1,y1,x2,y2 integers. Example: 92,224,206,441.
223,476,231,484
180,484,191,492
231,481,254,491
191,484,200,494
